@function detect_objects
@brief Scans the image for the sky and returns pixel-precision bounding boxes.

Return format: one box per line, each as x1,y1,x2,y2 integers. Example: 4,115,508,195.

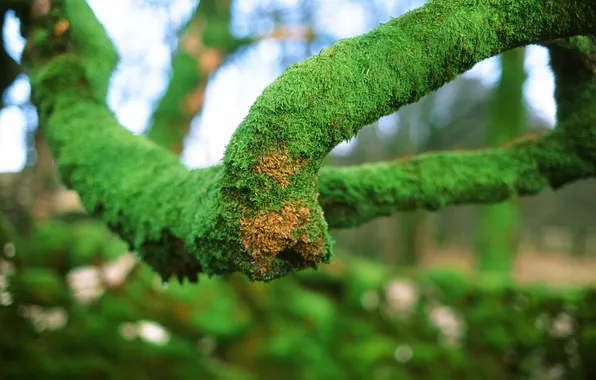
0,0,556,172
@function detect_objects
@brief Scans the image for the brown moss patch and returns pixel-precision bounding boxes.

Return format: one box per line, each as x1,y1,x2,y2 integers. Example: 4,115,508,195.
254,147,307,187
239,201,323,275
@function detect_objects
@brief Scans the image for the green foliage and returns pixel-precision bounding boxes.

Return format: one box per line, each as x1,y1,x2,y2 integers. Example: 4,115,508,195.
2,220,596,379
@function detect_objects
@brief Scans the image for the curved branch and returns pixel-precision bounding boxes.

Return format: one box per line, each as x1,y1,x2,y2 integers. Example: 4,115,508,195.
25,0,596,283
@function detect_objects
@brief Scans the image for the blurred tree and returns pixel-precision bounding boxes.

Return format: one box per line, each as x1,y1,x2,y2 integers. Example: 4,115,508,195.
476,48,527,276
146,0,246,154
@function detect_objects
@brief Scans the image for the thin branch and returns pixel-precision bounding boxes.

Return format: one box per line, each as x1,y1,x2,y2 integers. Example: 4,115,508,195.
146,4,315,154
319,129,592,228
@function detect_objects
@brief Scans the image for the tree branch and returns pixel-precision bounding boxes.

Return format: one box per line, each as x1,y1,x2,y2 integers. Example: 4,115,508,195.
25,0,596,283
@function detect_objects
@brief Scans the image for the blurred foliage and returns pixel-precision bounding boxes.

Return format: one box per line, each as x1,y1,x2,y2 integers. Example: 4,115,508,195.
2,218,596,379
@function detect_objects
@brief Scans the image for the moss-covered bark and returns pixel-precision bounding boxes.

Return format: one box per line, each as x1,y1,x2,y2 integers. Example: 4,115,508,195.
147,0,245,154
476,48,526,275
24,0,596,283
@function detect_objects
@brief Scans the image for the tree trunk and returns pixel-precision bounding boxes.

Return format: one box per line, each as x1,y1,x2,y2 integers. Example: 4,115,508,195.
476,48,527,276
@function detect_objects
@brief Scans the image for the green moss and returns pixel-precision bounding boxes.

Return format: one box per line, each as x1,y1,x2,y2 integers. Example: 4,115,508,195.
64,0,118,101
7,214,596,379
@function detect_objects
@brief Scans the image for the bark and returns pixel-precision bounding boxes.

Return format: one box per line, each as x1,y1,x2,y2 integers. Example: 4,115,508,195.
23,0,596,282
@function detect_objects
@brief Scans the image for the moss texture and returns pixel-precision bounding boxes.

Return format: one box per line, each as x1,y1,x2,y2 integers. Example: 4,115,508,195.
24,0,596,282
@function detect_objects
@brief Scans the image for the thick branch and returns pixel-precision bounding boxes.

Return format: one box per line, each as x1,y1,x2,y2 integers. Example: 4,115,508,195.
26,0,596,283
319,36,596,230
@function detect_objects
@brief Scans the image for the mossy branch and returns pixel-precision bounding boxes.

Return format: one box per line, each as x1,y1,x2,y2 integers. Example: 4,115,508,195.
318,130,592,228
25,0,596,283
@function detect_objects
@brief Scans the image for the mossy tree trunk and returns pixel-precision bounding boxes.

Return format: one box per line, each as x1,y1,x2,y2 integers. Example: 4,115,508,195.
476,48,527,276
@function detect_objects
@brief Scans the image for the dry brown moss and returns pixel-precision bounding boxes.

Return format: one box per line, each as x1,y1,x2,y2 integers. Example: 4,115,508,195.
239,201,322,275
253,147,307,187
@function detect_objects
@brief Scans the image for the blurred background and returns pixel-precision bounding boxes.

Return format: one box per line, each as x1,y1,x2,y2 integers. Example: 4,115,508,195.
1,0,596,379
